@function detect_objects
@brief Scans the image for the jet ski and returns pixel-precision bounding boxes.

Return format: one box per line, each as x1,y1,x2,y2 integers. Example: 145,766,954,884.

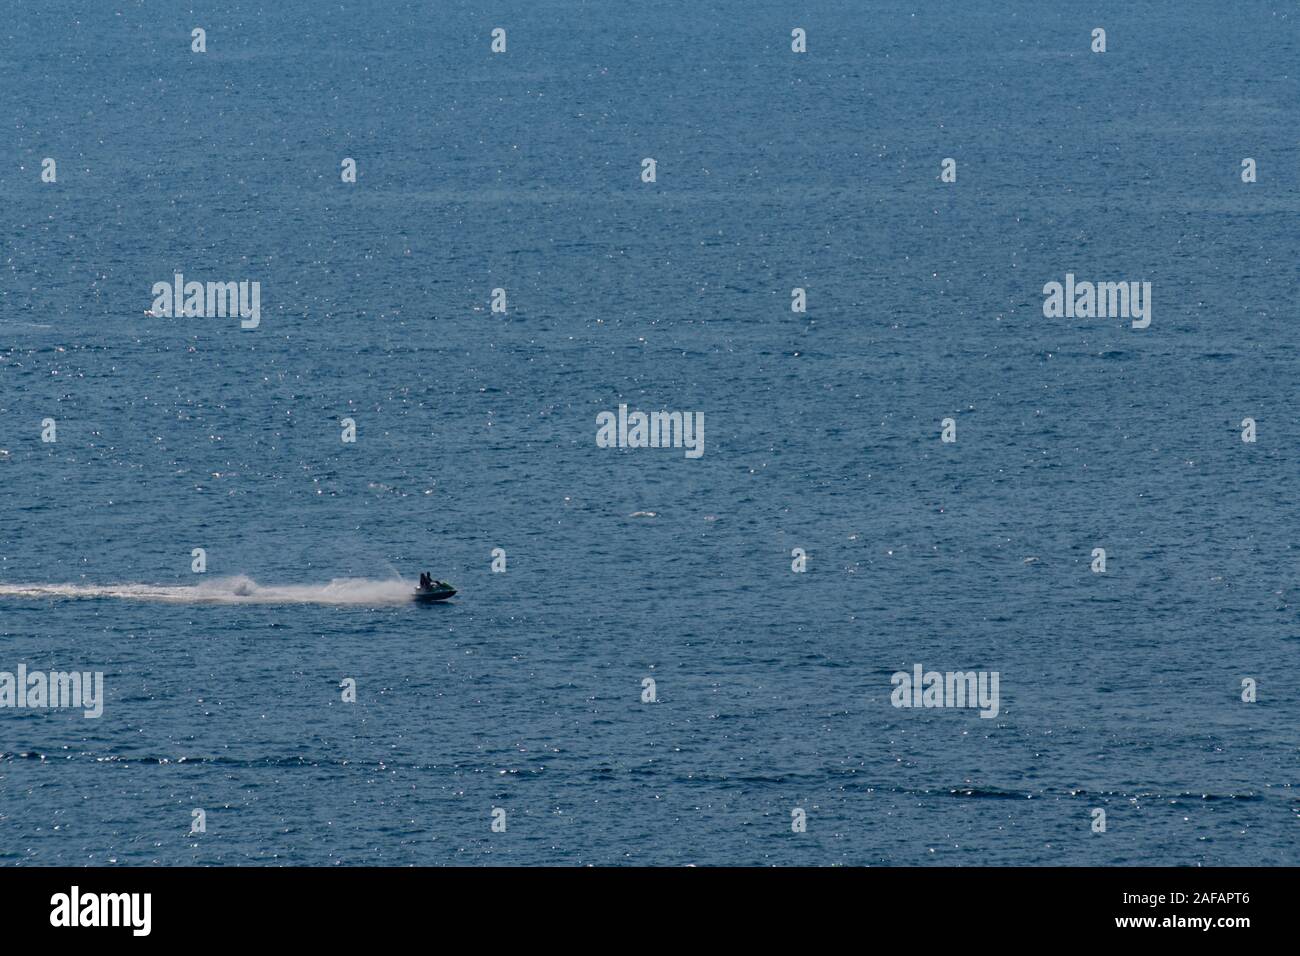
413,579,457,603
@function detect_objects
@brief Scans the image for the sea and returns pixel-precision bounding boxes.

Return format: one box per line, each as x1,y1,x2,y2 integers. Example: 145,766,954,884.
0,1,1296,865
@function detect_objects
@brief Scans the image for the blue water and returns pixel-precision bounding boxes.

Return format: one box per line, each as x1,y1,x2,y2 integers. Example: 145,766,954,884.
1,1,1296,865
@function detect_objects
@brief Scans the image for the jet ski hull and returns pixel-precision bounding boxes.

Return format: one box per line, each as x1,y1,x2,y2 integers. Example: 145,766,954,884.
413,586,456,603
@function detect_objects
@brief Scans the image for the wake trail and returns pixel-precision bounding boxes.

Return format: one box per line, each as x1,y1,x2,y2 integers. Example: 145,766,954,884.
0,575,415,606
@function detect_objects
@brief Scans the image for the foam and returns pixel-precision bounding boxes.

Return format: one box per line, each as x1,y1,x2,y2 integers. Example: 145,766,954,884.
0,575,415,606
